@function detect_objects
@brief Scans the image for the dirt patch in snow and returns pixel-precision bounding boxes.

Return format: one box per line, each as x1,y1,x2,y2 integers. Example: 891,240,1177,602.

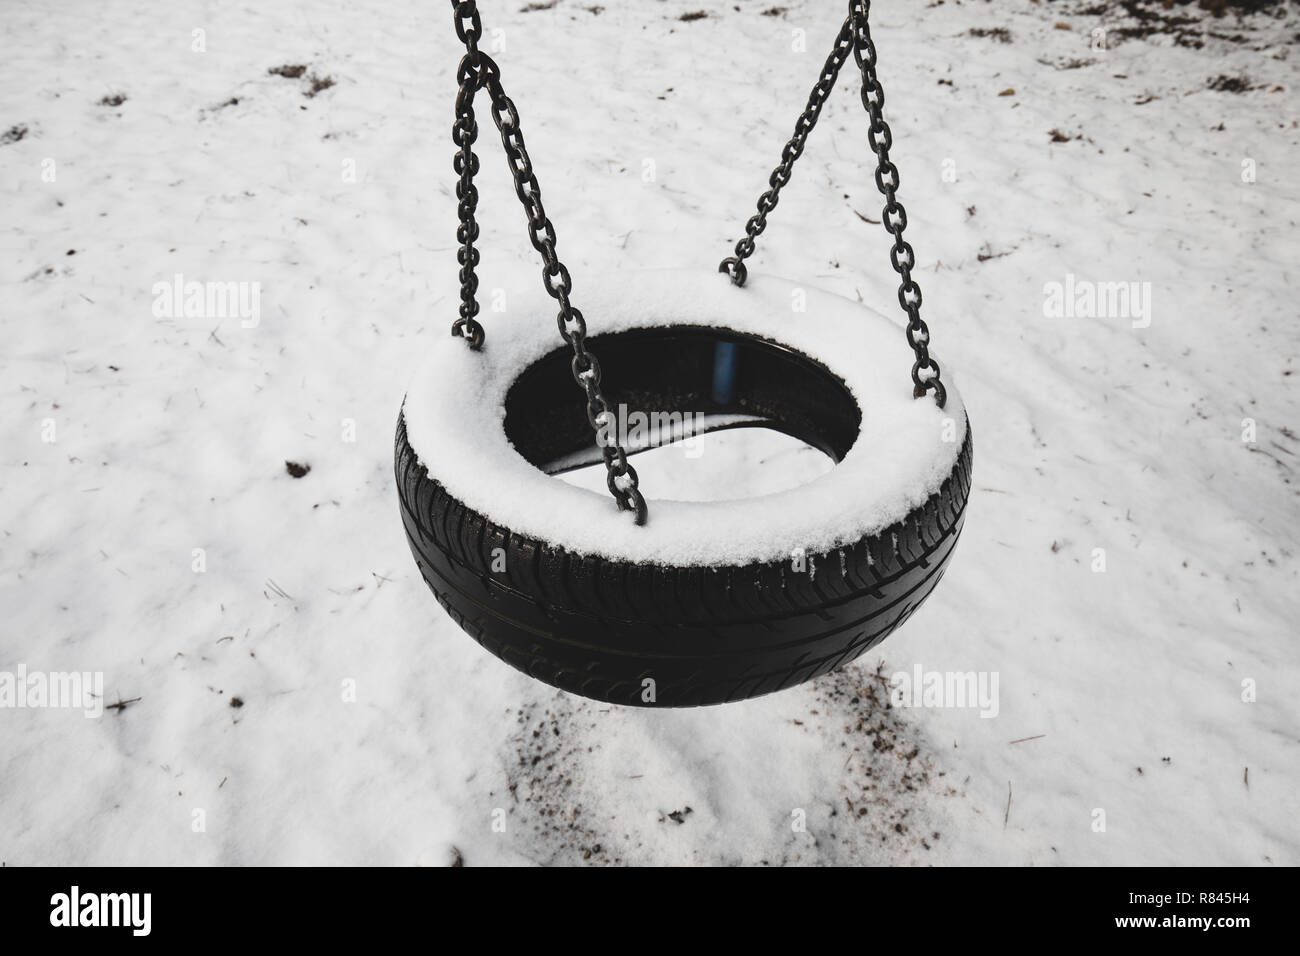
785,661,959,864
494,697,620,865
487,659,960,865
1063,0,1294,50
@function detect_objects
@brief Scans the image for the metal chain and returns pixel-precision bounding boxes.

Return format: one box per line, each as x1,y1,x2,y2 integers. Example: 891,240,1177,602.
446,1,647,524
851,0,945,407
450,0,488,349
718,15,855,288
720,0,946,408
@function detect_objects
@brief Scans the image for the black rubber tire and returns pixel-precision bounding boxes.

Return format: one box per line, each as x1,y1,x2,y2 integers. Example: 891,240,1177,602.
395,413,972,707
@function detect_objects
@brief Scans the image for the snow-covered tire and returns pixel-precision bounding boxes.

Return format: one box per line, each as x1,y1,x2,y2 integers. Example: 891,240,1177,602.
395,271,972,707
394,415,971,708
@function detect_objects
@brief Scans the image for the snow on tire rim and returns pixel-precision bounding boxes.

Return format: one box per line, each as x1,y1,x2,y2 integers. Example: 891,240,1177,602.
396,269,973,707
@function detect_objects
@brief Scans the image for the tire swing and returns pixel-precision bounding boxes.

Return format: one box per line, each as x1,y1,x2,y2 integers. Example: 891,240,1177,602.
396,0,973,707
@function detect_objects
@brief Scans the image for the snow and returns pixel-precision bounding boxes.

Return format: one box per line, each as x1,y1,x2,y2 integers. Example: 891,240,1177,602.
542,412,767,474
402,269,967,564
1,0,1298,866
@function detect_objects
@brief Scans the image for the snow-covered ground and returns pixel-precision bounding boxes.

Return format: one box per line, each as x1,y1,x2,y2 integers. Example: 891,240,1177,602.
2,0,1297,865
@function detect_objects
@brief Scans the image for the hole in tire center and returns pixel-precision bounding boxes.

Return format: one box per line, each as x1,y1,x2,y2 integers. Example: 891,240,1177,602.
503,326,861,504
555,429,836,503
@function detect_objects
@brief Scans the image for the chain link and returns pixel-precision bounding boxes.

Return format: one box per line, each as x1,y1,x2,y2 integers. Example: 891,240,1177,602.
851,0,945,407
720,0,946,408
718,16,855,288
450,1,487,348
446,1,647,524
